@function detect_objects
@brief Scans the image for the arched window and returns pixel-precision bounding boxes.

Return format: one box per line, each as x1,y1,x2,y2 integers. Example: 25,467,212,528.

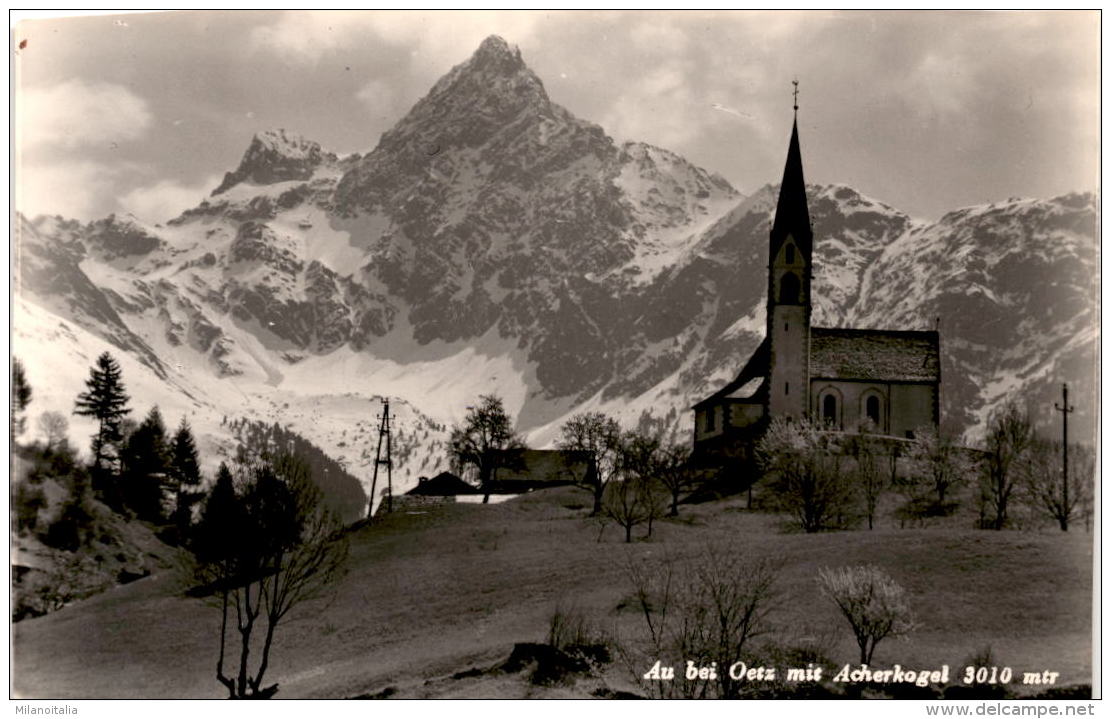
866,395,881,426
779,272,800,304
822,394,837,425
860,390,885,430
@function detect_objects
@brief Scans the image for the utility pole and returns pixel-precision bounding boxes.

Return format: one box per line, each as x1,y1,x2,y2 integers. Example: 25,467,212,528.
367,398,393,519
1054,383,1074,531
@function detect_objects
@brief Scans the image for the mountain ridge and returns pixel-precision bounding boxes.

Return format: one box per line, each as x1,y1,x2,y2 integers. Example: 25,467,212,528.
13,36,1099,498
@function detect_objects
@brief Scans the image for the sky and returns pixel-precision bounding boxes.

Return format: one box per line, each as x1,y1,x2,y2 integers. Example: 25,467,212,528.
12,10,1100,224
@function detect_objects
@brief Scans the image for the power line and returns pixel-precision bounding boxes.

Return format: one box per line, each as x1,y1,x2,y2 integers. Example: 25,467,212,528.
367,397,393,519
1054,383,1075,531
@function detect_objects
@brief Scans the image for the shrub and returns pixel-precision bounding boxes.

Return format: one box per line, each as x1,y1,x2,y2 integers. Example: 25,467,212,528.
756,417,855,533
14,482,47,533
13,555,107,622
43,471,97,552
617,545,779,699
547,600,594,651
543,599,611,680
818,565,915,666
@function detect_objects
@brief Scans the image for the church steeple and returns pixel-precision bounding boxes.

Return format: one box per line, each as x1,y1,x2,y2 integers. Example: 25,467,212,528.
770,118,813,260
765,95,813,421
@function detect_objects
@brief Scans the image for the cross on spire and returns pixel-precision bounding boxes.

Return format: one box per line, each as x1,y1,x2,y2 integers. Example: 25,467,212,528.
792,78,799,114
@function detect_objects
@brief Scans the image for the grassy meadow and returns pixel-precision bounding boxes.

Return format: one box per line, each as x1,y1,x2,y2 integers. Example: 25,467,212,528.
11,485,1093,699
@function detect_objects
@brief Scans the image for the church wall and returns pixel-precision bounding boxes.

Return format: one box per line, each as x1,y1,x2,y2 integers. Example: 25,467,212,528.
728,401,764,428
889,383,937,438
809,379,937,437
694,405,725,443
695,401,764,445
810,380,886,431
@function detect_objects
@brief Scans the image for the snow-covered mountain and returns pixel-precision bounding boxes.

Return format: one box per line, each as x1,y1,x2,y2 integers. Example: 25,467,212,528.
13,36,1098,501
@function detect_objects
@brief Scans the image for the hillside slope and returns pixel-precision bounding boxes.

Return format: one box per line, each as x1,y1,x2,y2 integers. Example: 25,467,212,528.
11,488,1092,699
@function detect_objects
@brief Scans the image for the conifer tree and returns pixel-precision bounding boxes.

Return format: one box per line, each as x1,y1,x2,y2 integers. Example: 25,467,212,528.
169,418,204,533
120,407,171,521
73,352,131,475
12,357,32,439
193,462,240,562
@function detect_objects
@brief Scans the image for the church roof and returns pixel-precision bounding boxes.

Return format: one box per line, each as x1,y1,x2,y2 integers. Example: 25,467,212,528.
810,328,940,383
692,338,769,409
770,119,813,258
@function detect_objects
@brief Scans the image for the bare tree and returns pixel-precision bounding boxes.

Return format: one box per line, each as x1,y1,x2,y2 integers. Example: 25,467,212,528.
845,430,886,530
191,454,348,699
638,476,669,538
37,411,69,451
557,412,622,515
980,403,1034,530
619,430,669,536
756,417,853,533
601,476,648,543
657,443,697,518
1074,445,1096,532
619,546,779,699
1024,438,1093,532
448,395,524,504
818,564,915,666
908,425,969,515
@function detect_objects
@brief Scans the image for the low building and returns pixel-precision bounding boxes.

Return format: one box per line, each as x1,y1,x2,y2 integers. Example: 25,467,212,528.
483,449,594,494
407,471,481,497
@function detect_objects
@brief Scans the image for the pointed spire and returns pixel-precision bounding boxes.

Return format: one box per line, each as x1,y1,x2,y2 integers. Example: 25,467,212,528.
770,115,812,256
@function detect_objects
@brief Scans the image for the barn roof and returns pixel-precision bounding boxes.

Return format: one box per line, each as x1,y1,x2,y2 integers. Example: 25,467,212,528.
487,449,591,493
809,328,939,382
407,471,481,496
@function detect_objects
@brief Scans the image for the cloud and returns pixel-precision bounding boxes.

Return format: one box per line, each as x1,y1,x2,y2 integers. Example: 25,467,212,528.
906,51,978,118
601,61,702,149
356,78,405,118
16,160,117,221
629,21,690,53
17,154,213,225
18,79,152,153
118,174,222,224
249,10,542,71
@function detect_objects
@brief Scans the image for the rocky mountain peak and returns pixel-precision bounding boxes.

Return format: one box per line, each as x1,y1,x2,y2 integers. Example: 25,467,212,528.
84,214,163,258
377,35,550,148
334,35,603,216
251,128,323,158
470,34,525,73
212,128,336,196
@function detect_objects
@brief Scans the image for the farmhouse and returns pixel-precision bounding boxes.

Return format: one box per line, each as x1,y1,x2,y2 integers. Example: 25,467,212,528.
485,449,593,494
692,111,940,464
388,471,482,511
407,471,481,497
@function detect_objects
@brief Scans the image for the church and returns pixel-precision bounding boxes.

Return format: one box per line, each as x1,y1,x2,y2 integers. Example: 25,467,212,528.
692,109,940,461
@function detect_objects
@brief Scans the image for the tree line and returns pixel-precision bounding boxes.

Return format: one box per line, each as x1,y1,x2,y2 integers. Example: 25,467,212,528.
447,394,698,542
11,352,349,699
754,403,1093,534
444,392,1092,539
224,416,367,524
12,353,203,548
